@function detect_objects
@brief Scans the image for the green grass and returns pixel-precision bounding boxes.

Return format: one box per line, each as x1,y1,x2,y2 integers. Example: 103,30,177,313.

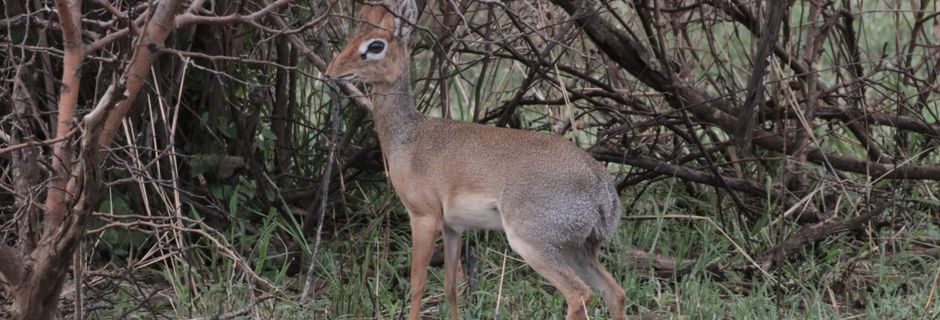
282,180,938,319
86,176,940,319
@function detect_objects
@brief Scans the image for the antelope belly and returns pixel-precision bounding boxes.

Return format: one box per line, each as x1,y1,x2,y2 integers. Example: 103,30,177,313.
444,194,503,231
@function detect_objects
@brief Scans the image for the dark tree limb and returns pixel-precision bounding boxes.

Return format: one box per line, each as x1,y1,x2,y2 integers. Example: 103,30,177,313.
735,0,791,149
590,149,821,219
591,150,772,197
273,36,296,188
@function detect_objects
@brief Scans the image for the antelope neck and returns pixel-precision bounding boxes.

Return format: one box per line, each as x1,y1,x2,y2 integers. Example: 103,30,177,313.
369,59,424,156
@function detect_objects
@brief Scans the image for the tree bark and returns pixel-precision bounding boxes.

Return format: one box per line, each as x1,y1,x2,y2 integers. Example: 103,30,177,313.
273,37,294,187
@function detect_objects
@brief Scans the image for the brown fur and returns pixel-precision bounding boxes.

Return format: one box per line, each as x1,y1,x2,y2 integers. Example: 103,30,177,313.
325,2,625,319
325,5,406,87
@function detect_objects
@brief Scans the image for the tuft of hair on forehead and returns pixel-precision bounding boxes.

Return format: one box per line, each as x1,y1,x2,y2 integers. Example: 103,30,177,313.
354,3,395,33
353,0,418,40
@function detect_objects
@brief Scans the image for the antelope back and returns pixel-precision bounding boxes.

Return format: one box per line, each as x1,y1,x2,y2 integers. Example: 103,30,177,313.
325,0,418,85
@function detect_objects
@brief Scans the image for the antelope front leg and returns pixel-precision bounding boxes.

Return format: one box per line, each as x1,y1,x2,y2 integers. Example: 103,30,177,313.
407,215,440,320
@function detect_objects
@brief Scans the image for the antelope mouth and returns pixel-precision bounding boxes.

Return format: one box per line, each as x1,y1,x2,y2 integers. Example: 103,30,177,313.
332,73,358,82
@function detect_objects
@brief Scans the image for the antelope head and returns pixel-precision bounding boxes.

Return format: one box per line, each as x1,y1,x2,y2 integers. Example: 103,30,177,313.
325,0,418,86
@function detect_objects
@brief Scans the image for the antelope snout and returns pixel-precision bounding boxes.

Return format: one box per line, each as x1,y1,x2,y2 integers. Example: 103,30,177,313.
324,61,353,82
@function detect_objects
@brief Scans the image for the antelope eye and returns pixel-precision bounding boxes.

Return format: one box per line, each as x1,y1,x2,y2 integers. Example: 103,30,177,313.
367,41,385,54
358,38,388,60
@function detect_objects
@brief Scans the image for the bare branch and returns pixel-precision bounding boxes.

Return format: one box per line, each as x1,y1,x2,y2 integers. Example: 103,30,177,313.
96,0,187,147
174,0,291,28
43,0,85,234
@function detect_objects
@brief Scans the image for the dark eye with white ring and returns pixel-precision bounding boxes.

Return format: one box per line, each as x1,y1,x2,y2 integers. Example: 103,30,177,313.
367,41,385,54
359,38,388,60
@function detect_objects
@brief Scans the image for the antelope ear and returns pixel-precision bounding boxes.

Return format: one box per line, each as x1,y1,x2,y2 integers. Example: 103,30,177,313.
386,0,418,40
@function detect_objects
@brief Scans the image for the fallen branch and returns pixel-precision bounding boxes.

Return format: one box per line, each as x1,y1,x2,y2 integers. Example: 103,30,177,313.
757,205,887,271
625,249,725,280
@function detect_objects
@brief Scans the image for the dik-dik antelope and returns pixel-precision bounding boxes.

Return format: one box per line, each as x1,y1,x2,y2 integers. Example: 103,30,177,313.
324,1,626,319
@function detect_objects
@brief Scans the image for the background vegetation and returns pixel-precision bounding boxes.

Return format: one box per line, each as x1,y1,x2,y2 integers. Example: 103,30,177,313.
1,0,939,318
